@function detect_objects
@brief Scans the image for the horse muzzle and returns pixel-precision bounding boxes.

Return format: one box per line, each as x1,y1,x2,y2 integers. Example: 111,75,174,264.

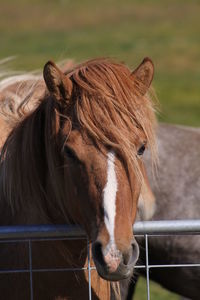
92,238,139,281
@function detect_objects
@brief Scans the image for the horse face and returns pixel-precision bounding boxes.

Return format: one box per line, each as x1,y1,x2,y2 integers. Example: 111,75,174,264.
63,129,147,281
43,58,155,281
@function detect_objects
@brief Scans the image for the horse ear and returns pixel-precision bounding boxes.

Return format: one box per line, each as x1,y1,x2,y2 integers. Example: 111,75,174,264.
131,57,154,95
43,61,73,102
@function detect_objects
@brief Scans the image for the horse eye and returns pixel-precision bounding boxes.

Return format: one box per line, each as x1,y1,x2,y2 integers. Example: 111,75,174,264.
65,147,78,161
137,144,146,156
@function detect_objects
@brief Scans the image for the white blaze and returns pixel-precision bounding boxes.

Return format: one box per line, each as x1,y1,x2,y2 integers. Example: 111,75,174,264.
103,152,118,245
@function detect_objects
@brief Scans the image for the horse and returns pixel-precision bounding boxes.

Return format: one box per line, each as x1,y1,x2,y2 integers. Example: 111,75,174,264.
0,57,157,299
123,123,200,300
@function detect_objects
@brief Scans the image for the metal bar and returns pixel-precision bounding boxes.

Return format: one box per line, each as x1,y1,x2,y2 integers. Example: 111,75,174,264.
0,224,85,240
149,263,200,269
145,234,150,300
28,240,33,300
135,263,200,269
0,267,95,275
87,239,92,300
0,237,86,244
0,220,200,241
1,262,200,277
1,261,200,276
134,220,200,235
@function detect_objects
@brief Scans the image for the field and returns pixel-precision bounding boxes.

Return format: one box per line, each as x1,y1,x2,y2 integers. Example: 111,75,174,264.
0,0,200,299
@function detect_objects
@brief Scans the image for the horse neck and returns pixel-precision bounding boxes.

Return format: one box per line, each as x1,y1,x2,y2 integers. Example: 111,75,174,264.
0,98,59,224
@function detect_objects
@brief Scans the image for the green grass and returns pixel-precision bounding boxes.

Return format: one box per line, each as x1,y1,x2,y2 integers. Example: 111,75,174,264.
0,0,200,127
0,1,199,298
134,278,179,300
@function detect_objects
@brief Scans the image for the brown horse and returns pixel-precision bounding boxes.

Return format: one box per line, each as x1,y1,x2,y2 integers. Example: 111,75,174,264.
0,57,157,299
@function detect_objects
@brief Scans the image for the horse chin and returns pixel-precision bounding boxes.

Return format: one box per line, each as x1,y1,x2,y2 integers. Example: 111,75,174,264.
92,239,139,282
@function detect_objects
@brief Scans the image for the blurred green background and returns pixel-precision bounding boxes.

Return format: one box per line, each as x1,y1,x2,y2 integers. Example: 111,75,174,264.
1,0,200,127
0,0,199,298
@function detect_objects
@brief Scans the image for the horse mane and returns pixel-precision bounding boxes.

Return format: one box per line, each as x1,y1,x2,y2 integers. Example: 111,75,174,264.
0,58,157,223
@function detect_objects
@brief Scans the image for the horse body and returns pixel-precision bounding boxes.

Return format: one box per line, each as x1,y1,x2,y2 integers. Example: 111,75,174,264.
147,123,200,221
127,123,200,300
0,57,157,299
144,124,200,299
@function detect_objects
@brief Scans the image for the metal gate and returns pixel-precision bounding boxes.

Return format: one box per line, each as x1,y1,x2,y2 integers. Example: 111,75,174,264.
0,220,200,300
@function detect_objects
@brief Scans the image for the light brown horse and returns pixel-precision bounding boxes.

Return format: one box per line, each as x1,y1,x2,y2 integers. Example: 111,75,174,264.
0,57,156,299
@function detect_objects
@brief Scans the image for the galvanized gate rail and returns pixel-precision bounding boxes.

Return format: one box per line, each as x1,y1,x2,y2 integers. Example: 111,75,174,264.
0,220,200,300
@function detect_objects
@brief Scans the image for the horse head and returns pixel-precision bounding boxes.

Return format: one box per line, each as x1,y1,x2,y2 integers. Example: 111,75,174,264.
42,57,156,281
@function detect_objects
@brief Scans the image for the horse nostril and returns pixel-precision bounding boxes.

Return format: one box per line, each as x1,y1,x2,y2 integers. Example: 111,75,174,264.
122,239,140,266
92,241,122,273
123,249,132,265
130,239,140,265
92,241,105,266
